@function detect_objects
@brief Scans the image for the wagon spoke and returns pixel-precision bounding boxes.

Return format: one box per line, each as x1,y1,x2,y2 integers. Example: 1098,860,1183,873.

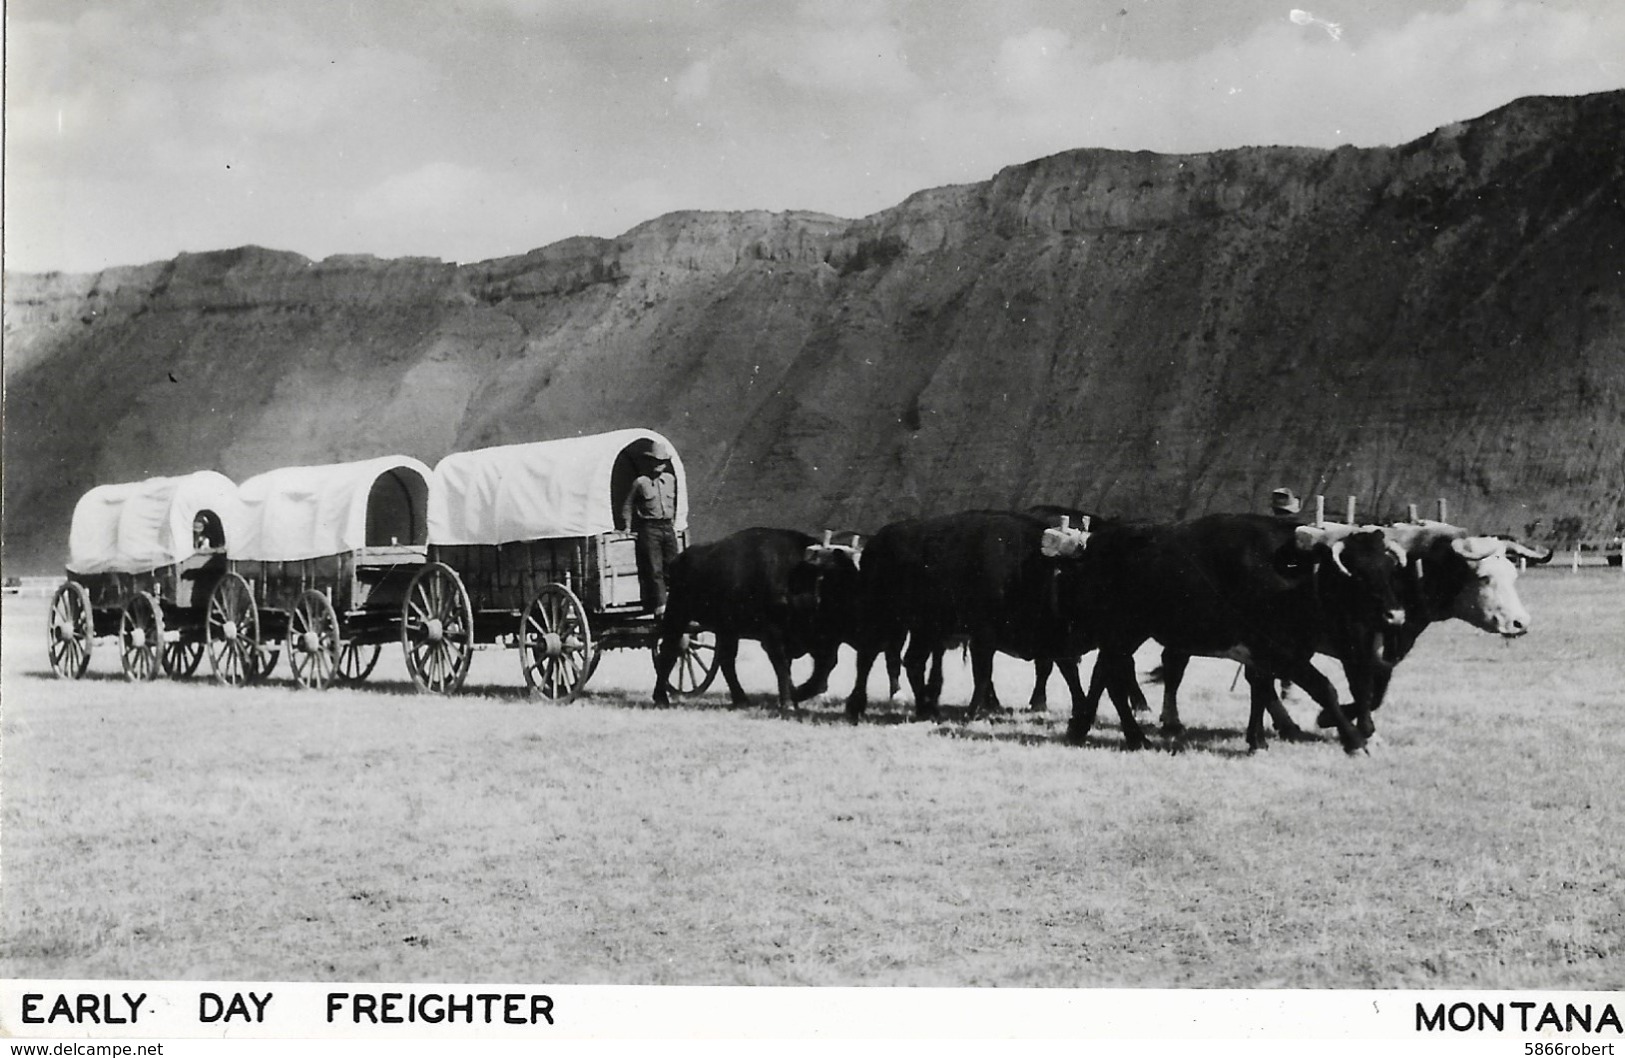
429,644,447,690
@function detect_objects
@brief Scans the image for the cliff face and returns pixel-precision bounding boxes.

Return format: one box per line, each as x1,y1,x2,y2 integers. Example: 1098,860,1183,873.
5,91,1623,574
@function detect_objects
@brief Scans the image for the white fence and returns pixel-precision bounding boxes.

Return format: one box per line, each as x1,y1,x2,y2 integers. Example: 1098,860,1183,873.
3,576,66,598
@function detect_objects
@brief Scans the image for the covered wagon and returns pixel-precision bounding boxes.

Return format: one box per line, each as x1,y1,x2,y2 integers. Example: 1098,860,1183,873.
220,455,453,688
51,471,239,680
428,428,717,699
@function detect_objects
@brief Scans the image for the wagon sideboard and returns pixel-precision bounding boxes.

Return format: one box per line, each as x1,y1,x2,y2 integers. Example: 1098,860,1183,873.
229,544,428,639
70,551,229,633
433,531,653,621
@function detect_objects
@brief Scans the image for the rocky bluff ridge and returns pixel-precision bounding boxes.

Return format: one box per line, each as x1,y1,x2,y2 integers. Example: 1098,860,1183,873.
5,90,1622,572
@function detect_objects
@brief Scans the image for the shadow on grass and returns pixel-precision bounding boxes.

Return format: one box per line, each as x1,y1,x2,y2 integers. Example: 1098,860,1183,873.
9,667,1344,760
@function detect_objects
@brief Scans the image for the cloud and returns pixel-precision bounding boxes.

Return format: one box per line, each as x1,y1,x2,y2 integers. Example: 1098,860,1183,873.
673,61,712,104
732,20,921,98
1289,9,1344,42
348,162,578,262
8,0,1623,273
941,0,1625,166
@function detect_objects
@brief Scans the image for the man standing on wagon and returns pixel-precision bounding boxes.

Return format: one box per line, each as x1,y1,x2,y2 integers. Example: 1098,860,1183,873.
621,440,680,617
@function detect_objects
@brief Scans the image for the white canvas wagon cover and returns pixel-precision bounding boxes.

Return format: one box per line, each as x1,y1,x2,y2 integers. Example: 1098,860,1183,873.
234,455,432,562
66,470,239,575
429,429,687,545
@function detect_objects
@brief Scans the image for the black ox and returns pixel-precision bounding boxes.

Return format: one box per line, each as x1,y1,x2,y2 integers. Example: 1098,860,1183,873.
843,510,1147,741
1072,513,1409,754
1153,520,1550,738
652,527,862,710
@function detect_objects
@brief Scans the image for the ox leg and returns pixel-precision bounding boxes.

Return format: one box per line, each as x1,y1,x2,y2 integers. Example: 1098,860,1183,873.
1158,649,1189,737
1266,687,1313,742
1029,657,1053,711
885,639,903,698
1067,653,1111,745
903,637,937,722
1102,651,1150,750
845,639,882,722
651,609,685,705
1339,636,1381,740
1244,667,1274,752
1280,656,1366,755
1056,657,1090,728
760,632,797,714
793,643,838,702
715,635,748,707
965,640,996,723
1316,666,1391,730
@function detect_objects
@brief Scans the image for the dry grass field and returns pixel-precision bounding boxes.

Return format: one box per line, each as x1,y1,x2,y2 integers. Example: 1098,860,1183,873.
2,570,1621,987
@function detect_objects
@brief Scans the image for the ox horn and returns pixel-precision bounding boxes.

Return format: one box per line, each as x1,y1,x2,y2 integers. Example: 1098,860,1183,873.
1295,523,1355,550
1500,538,1553,565
1452,536,1504,562
1329,539,1352,577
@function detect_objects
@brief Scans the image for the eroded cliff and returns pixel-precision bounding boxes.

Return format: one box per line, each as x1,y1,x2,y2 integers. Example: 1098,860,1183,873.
5,91,1622,573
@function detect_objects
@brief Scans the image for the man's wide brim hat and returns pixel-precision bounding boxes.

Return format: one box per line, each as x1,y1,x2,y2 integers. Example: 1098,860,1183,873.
1271,487,1301,513
645,440,673,461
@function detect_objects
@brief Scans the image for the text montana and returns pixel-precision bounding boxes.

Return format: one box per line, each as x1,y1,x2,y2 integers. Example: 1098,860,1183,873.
1418,1002,1624,1034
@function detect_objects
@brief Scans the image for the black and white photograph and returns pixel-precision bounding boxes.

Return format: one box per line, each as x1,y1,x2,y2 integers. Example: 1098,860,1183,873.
3,0,1622,1045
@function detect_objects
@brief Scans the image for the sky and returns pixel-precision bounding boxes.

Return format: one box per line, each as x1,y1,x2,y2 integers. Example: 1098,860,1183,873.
6,0,1623,275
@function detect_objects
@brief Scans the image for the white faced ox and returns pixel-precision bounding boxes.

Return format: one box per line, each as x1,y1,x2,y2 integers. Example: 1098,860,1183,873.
1385,522,1539,637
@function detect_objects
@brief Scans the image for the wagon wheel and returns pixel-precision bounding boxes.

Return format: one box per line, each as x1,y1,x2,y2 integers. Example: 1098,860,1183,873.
519,583,595,701
119,592,166,682
47,581,94,679
287,590,342,690
162,637,205,679
401,562,474,694
335,641,382,685
206,572,263,686
652,629,719,696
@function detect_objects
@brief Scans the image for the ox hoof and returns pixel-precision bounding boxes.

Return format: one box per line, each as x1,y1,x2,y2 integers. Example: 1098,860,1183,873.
652,691,670,707
1159,720,1187,739
1342,737,1369,757
1064,720,1091,747
1277,724,1317,743
1315,703,1359,729
1121,734,1150,752
1026,701,1048,713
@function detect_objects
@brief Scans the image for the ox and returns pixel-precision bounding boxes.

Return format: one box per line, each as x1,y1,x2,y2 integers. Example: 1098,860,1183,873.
896,505,1115,714
1302,521,1548,729
1154,522,1549,738
1072,514,1409,754
652,527,862,711
842,510,1148,742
